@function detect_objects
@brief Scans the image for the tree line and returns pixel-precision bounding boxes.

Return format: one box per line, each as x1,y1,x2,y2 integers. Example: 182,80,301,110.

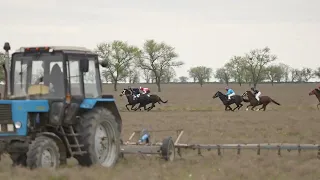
0,41,319,92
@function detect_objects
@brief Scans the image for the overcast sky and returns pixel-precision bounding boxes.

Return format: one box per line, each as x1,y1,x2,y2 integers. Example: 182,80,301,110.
1,0,319,80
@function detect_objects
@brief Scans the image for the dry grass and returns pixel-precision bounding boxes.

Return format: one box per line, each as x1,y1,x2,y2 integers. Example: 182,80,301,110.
1,83,320,180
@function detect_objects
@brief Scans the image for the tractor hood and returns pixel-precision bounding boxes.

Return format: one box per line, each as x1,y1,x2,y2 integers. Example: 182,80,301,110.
0,100,49,136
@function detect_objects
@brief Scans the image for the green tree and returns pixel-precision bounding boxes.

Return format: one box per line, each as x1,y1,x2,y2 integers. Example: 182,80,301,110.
179,76,188,83
214,67,231,85
137,40,183,92
278,63,290,82
0,52,5,82
225,56,246,86
161,67,176,83
243,47,277,88
142,69,152,83
266,64,284,85
127,68,140,84
95,40,141,91
290,68,301,82
300,67,314,82
314,67,320,79
188,66,212,87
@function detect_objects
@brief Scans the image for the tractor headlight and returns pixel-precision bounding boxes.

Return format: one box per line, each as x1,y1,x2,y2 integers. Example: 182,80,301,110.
14,121,22,129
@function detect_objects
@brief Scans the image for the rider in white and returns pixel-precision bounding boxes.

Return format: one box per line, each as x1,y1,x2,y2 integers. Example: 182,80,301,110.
251,87,261,102
225,87,235,101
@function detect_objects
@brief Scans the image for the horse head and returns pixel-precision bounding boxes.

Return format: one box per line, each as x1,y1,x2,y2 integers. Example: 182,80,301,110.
120,88,132,97
243,90,254,99
212,91,225,99
242,91,248,97
309,88,320,96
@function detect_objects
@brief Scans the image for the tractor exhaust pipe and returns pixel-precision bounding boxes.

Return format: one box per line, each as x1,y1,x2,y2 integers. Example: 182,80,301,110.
2,42,11,100
2,63,7,99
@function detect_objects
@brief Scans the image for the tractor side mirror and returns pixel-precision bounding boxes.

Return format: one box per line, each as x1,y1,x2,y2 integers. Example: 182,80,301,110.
99,61,108,68
80,58,89,72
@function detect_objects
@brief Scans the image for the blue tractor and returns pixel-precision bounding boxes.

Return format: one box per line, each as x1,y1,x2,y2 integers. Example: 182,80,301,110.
0,43,122,169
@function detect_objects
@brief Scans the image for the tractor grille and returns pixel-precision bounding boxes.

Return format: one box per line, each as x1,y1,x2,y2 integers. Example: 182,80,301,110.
0,104,14,133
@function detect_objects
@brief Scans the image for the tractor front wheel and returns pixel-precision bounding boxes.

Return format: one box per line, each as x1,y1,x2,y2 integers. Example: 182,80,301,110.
75,107,120,167
26,136,60,169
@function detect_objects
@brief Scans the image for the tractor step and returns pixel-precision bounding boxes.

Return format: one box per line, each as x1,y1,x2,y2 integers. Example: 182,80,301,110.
69,144,84,148
59,125,86,156
72,151,87,155
65,133,80,136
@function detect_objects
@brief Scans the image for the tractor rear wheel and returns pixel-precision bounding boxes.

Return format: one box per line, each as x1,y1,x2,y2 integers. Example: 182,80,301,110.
26,136,60,169
75,107,120,167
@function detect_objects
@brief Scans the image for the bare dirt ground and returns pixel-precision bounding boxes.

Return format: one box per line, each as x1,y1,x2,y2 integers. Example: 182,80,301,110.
1,83,320,180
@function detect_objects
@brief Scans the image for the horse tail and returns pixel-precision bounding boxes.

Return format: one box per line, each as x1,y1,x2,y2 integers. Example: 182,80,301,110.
159,97,168,103
271,99,280,105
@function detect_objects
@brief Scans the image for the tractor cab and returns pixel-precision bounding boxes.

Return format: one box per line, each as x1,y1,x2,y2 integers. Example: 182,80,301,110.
0,44,122,169
10,46,101,100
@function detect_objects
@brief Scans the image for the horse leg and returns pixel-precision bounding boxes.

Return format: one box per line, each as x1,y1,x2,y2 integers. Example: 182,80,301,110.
125,104,130,111
259,104,267,111
237,103,243,110
147,103,155,111
317,103,320,110
130,104,136,110
228,105,234,111
232,104,239,111
246,104,252,111
134,104,142,111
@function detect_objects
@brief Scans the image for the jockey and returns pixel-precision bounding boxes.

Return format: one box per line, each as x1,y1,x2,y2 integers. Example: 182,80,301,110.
251,87,261,102
139,86,150,95
136,86,150,98
225,87,235,101
129,86,140,96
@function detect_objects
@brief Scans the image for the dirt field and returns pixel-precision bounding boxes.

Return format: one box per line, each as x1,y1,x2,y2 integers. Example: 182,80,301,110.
1,83,320,180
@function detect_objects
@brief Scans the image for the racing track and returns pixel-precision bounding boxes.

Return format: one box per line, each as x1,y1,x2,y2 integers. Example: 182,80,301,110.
0,83,319,180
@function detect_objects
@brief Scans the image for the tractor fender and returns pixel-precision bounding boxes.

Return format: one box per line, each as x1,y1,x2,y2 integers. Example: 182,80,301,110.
36,132,67,160
80,98,122,133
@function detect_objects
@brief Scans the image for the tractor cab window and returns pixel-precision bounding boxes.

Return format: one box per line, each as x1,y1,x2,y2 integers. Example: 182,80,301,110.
83,59,99,98
13,61,28,96
12,53,65,98
67,55,100,98
67,60,81,96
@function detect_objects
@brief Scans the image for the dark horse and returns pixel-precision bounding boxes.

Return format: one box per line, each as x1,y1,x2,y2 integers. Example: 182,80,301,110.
119,88,140,111
133,93,168,111
212,91,244,111
308,88,320,110
119,88,168,111
242,90,280,111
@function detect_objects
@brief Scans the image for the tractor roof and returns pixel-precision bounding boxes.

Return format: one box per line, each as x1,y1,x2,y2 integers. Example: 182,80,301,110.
15,46,96,54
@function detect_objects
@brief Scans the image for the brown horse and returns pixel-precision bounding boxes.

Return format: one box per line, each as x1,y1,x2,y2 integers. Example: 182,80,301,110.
242,90,280,111
308,88,320,110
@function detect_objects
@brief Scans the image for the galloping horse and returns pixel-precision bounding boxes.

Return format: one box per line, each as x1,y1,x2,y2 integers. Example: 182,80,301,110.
119,88,140,111
119,88,168,111
242,90,280,111
212,91,244,111
308,88,320,110
133,93,168,111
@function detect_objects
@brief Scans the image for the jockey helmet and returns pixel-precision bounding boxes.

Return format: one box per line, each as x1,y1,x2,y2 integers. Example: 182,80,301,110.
139,86,142,89
225,87,229,90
